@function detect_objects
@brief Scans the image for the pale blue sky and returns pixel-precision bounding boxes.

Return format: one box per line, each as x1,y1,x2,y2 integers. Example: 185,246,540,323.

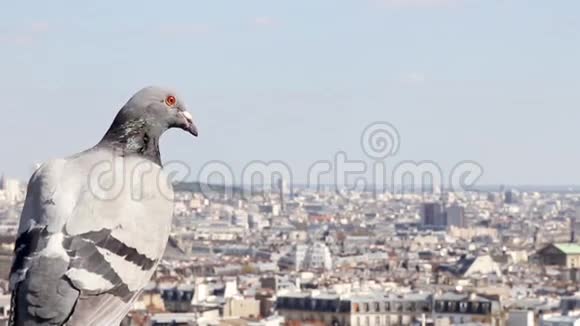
0,0,579,185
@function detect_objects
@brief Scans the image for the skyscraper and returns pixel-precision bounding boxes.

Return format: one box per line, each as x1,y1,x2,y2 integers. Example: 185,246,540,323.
504,189,519,204
573,203,580,243
446,204,466,228
422,202,466,229
421,202,446,228
277,178,285,212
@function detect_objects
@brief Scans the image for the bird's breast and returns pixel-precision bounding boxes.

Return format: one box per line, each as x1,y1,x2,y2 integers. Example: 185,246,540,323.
69,152,175,261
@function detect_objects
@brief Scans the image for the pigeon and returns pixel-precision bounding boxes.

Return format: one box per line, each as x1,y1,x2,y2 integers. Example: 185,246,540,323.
9,86,198,326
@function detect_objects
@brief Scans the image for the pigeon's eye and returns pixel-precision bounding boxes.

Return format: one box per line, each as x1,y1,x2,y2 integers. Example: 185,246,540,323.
165,95,176,107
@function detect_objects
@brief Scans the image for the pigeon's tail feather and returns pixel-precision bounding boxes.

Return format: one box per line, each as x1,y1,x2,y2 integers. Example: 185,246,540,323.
67,290,141,326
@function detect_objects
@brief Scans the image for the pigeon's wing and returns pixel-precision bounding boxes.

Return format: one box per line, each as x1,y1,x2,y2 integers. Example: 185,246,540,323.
60,152,174,325
10,159,82,325
10,152,173,326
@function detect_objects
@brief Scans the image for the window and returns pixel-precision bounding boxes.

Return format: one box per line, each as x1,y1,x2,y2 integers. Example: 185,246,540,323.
472,302,480,313
447,301,457,312
481,303,491,314
395,302,402,312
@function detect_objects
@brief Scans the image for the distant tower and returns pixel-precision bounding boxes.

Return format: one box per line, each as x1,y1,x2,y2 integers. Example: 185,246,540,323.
446,204,466,228
421,202,445,228
0,173,4,190
573,203,580,243
278,177,285,212
571,215,576,243
224,279,239,299
440,188,449,210
504,189,518,205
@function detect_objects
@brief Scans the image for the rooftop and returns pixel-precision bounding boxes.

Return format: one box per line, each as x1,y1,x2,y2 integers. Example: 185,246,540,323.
554,243,580,255
543,315,580,323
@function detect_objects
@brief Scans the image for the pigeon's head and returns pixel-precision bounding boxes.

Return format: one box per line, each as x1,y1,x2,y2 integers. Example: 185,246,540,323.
120,86,198,137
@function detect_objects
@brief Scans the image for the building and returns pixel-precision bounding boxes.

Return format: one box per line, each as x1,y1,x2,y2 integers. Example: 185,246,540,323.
146,310,220,326
259,204,281,217
260,276,297,293
560,296,580,316
433,292,502,326
421,203,446,229
1,178,22,203
223,297,261,319
507,310,535,326
276,291,501,326
343,236,372,254
276,292,431,326
541,315,580,326
445,204,466,228
421,203,465,229
247,315,285,326
282,242,333,271
504,189,519,205
573,204,580,243
537,243,580,268
161,285,195,313
278,178,286,212
438,255,501,279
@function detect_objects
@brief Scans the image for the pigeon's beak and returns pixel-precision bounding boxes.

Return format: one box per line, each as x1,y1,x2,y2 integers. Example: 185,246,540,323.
180,111,198,137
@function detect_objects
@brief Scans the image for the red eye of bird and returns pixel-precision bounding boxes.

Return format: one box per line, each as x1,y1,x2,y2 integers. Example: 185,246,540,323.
165,95,176,106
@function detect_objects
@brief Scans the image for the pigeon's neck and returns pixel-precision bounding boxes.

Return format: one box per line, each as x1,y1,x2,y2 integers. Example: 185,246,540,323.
99,119,163,165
